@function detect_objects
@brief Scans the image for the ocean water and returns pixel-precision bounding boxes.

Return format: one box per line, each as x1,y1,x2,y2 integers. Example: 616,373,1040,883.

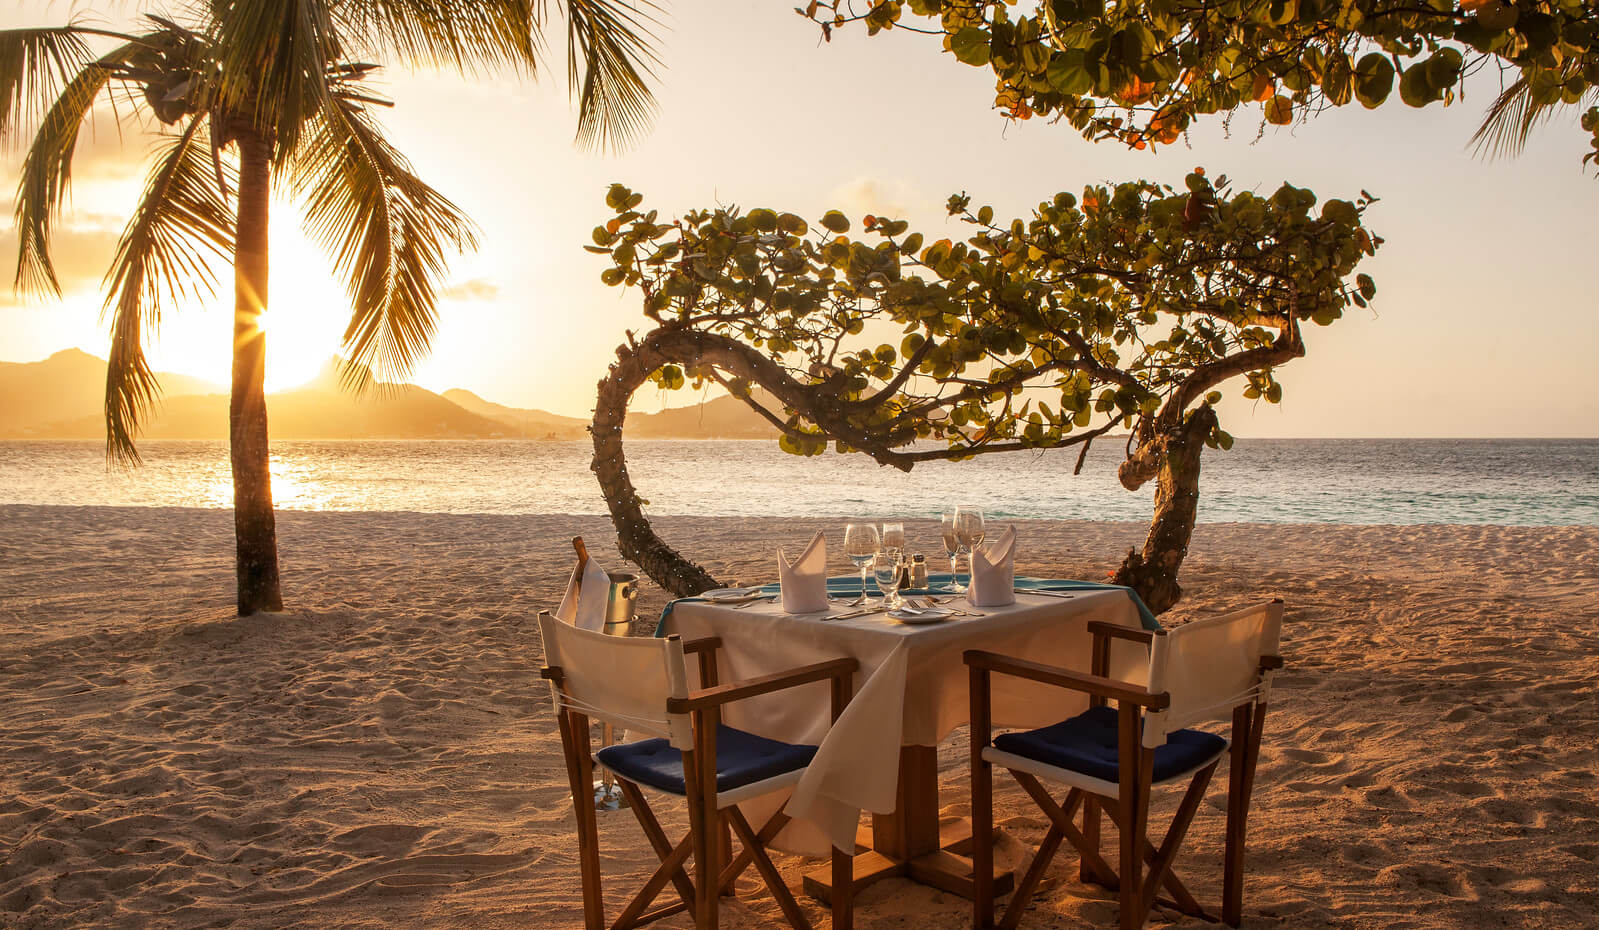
0,438,1595,526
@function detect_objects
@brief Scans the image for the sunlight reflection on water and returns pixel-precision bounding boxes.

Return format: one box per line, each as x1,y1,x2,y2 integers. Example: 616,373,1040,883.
1,438,1595,526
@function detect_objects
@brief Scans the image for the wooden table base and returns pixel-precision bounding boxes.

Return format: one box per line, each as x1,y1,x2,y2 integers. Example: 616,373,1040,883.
800,746,1015,904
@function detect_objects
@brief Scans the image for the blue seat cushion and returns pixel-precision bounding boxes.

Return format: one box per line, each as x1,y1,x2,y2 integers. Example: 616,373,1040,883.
596,725,818,797
993,705,1226,784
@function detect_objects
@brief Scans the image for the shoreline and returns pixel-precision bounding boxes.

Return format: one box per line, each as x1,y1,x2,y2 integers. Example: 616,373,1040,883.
2,508,1596,927
5,503,1598,531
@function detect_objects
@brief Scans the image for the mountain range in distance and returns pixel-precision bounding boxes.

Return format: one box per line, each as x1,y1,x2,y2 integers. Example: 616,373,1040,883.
0,349,781,441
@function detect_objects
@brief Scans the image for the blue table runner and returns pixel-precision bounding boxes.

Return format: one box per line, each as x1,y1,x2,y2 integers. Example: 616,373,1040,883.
655,572,1160,636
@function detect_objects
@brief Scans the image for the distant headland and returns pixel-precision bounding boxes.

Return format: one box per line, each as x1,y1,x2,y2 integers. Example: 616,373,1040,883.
0,349,779,441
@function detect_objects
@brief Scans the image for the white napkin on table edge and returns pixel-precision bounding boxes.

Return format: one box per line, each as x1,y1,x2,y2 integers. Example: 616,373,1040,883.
779,530,830,614
967,524,1017,608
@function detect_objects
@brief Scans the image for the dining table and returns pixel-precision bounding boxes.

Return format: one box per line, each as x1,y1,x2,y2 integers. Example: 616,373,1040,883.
656,574,1158,903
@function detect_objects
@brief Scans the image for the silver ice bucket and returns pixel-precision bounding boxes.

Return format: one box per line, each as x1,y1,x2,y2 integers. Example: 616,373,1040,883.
601,572,639,637
594,571,639,812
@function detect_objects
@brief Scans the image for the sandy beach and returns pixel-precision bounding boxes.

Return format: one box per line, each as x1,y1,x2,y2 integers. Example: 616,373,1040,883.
2,504,1596,929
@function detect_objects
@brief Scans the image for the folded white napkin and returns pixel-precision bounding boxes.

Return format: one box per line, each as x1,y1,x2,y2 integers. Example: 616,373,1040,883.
967,525,1017,608
556,553,611,631
779,530,830,614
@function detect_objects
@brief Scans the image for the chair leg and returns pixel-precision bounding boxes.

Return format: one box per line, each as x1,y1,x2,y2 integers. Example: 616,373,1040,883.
727,805,812,930
558,710,605,930
617,779,697,918
1116,706,1152,930
1080,796,1104,886
1000,821,1063,930
719,809,790,895
1224,703,1267,927
973,742,994,928
612,832,696,930
1139,762,1217,920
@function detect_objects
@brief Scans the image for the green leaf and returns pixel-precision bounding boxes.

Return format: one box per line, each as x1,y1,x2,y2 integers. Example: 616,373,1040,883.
1264,95,1294,125
820,210,850,233
1046,50,1093,96
950,27,991,66
1354,54,1395,109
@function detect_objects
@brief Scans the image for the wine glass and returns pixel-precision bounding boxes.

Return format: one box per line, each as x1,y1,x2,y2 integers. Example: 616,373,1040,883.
872,551,902,608
955,508,986,586
844,522,880,605
881,522,905,561
940,511,965,593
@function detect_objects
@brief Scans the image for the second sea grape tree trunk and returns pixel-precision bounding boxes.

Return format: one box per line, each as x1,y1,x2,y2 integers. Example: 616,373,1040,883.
229,128,282,615
1110,405,1219,614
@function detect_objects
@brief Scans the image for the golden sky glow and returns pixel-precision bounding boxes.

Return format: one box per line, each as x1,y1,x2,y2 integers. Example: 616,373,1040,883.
1,1,1596,436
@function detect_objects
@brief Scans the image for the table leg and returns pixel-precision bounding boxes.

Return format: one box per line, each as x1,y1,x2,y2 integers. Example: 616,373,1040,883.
803,745,1014,903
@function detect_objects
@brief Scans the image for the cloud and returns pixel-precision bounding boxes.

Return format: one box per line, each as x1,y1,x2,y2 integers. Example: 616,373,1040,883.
441,277,499,301
826,177,925,221
0,221,122,305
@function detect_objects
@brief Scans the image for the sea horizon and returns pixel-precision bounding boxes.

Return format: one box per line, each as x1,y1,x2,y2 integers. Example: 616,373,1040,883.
5,436,1595,527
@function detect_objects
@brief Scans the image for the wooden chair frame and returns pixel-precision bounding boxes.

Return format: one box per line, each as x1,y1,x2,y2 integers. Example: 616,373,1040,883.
544,631,858,930
967,611,1284,930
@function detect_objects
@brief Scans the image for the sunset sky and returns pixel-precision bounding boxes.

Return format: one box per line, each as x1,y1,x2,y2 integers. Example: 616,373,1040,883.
1,0,1595,437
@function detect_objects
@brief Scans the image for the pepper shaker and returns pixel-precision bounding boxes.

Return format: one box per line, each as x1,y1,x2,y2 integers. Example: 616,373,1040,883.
909,553,928,589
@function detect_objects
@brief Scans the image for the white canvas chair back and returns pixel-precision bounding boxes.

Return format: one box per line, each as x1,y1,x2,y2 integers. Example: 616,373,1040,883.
1142,601,1284,749
537,611,694,750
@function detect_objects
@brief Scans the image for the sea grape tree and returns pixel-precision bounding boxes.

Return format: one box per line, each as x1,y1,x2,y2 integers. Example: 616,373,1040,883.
805,0,1599,167
589,173,1381,610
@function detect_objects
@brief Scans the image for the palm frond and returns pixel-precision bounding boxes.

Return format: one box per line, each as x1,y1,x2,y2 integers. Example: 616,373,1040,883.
207,0,340,158
563,0,662,151
102,115,237,464
0,26,98,142
1472,76,1599,160
288,94,476,389
330,0,540,73
12,40,142,296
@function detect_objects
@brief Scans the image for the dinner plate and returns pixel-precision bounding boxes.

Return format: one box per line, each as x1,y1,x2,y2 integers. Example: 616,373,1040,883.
702,587,767,604
888,606,954,624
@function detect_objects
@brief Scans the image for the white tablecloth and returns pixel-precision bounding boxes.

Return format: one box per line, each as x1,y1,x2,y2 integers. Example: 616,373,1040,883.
660,590,1149,852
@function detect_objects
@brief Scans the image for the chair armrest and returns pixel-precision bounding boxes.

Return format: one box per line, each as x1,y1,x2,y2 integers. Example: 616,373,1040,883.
1260,654,1284,670
964,650,1169,710
681,636,722,656
1086,621,1155,645
540,666,563,684
667,657,857,713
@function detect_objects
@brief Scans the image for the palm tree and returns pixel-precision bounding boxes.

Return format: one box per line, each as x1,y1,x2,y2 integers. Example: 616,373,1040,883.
1,1,660,614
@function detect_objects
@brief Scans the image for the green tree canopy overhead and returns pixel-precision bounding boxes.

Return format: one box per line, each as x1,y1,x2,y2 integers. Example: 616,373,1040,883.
587,173,1381,608
805,0,1599,166
1,0,662,613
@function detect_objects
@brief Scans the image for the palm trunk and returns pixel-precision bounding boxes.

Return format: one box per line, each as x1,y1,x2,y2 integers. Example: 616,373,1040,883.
230,129,282,614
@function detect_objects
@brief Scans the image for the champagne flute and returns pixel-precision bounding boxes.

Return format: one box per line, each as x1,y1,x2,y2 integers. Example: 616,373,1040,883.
844,522,880,606
881,522,906,561
955,508,986,588
940,511,965,593
872,551,902,609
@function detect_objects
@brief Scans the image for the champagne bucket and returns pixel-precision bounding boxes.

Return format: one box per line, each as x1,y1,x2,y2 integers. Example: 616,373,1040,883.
594,571,639,811
602,572,639,637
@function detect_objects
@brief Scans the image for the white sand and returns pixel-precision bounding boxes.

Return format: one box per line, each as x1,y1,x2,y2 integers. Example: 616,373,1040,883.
2,505,1596,928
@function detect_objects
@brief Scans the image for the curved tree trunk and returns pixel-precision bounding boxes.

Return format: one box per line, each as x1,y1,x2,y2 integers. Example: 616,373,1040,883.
592,326,1218,613
230,129,282,614
1111,404,1217,614
591,332,723,597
